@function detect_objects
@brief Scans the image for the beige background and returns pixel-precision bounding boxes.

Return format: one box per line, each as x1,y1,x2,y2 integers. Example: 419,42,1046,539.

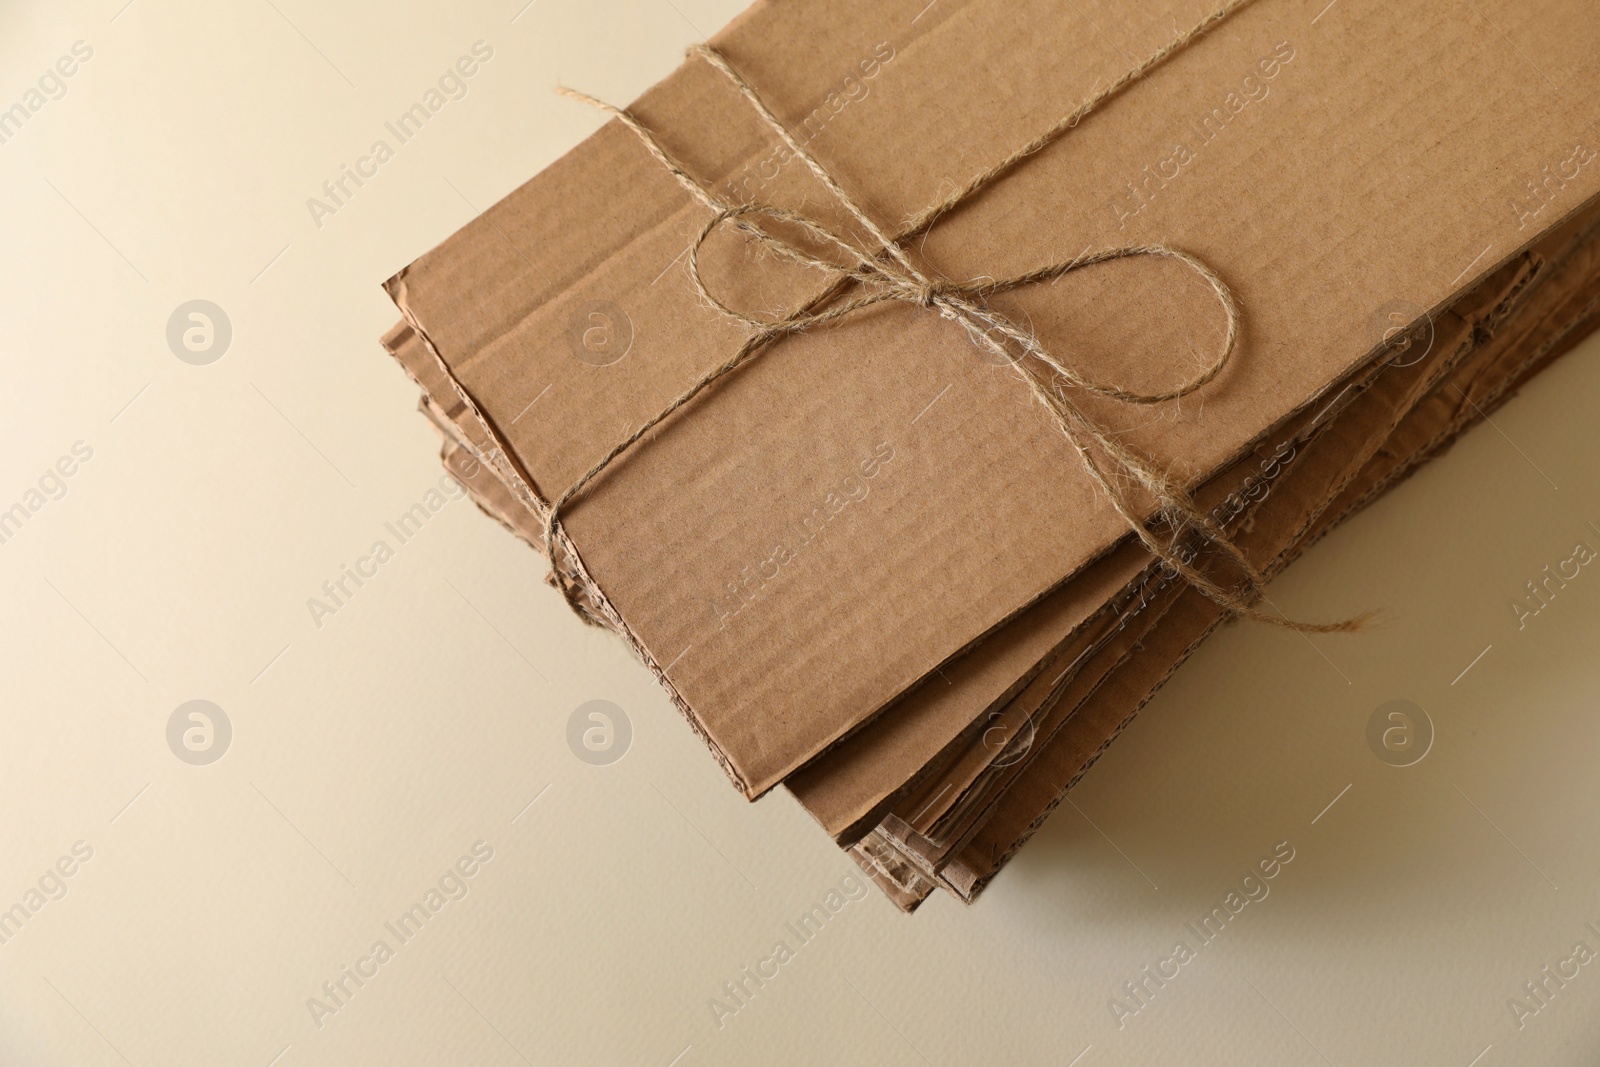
3,0,1600,1064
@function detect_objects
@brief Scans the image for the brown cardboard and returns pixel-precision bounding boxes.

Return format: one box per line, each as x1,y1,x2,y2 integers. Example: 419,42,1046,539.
392,305,1361,843
888,237,1555,867
384,0,1600,798
1343,223,1600,514
784,542,1147,840
860,294,1600,909
384,187,1600,915
389,217,1600,908
846,209,1600,905
391,315,1396,845
789,320,1419,843
939,226,1600,905
387,196,1599,898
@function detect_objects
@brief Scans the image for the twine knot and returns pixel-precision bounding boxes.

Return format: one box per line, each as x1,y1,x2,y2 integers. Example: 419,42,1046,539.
537,5,1364,636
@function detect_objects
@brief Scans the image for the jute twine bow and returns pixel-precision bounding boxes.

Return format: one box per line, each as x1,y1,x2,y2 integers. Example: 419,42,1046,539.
544,0,1362,634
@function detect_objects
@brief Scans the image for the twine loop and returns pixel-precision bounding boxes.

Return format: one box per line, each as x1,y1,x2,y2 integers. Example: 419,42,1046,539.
539,7,1363,635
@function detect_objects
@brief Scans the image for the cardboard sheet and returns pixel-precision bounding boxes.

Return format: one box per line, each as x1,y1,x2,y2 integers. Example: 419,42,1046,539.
383,0,1600,797
888,231,1561,867
936,215,1600,905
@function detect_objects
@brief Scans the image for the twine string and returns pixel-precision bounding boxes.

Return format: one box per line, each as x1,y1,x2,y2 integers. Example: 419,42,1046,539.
543,2,1362,634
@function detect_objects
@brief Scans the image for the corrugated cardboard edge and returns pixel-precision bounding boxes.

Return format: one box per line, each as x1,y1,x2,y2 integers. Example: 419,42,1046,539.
848,828,936,912
947,234,1600,906
378,313,756,796
859,213,1600,908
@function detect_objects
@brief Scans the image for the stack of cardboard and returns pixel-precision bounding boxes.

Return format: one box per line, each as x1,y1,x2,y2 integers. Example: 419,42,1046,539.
377,0,1600,909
